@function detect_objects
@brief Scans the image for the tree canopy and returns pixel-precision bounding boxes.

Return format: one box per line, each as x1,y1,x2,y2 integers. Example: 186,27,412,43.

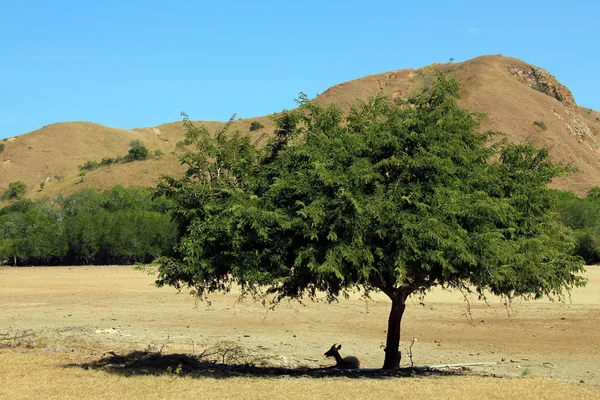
2,181,27,200
0,185,177,266
154,75,586,369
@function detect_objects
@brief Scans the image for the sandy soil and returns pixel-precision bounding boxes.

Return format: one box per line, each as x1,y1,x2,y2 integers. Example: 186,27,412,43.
0,265,599,390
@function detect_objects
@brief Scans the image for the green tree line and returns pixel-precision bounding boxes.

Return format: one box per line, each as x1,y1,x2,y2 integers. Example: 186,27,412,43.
0,185,177,266
552,187,600,264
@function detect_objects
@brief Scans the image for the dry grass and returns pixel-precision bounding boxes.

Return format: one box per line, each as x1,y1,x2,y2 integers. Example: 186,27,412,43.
0,265,599,398
1,351,599,400
2,55,600,202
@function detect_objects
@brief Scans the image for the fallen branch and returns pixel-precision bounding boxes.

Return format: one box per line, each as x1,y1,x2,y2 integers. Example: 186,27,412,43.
416,361,497,370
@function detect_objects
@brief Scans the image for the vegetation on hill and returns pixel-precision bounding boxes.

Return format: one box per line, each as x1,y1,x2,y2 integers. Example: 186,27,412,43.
78,140,157,174
0,185,177,266
1,181,27,200
1,56,599,198
152,76,585,370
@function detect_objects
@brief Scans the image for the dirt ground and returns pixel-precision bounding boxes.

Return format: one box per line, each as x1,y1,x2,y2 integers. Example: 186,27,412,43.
1,265,599,392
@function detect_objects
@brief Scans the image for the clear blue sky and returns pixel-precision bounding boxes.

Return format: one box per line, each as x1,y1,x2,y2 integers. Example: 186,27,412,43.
1,0,598,140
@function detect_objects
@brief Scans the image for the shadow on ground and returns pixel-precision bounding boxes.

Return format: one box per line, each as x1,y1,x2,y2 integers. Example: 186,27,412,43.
69,350,462,379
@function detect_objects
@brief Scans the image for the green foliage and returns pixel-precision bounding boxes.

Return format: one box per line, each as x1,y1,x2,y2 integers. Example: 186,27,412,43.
0,143,4,153
125,140,149,162
533,120,547,130
100,157,116,166
249,121,264,131
74,141,157,178
552,186,600,264
154,75,585,369
54,175,65,182
0,186,177,266
2,181,27,200
79,160,100,172
39,182,45,190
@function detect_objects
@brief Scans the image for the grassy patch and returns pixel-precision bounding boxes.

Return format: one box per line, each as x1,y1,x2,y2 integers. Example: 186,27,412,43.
533,120,548,130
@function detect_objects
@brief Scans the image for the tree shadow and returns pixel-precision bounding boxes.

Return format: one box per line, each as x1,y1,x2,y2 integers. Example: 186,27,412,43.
68,350,462,379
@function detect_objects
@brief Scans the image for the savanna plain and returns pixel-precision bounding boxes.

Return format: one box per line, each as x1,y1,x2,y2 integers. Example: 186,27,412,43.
1,265,599,399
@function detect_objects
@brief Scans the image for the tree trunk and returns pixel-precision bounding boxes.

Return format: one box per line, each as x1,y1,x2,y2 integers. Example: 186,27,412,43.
382,290,407,370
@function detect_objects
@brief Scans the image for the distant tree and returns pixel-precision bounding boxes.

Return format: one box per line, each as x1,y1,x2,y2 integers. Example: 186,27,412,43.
155,75,586,370
39,182,45,190
552,187,600,263
3,181,27,200
249,121,264,131
100,157,116,166
0,143,5,153
125,140,149,161
79,160,100,172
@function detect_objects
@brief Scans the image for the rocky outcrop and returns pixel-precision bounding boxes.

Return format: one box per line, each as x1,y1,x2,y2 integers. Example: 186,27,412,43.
509,65,576,110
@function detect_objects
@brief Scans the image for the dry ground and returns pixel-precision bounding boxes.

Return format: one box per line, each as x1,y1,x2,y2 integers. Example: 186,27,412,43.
1,265,599,399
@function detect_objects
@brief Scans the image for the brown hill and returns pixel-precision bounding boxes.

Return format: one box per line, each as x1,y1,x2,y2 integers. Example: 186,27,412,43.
1,55,599,203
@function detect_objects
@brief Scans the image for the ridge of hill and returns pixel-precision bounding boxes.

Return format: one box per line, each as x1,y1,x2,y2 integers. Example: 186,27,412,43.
1,55,599,202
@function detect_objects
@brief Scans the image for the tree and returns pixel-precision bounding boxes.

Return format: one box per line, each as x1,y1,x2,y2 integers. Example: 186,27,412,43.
249,120,264,131
154,75,586,370
125,139,149,161
3,181,27,200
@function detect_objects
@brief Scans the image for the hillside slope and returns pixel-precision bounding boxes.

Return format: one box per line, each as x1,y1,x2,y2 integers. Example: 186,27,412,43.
1,55,599,201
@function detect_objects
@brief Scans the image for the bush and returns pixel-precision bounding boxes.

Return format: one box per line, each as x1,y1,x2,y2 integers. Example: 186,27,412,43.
2,181,27,200
249,121,264,131
100,157,115,166
79,160,100,172
154,150,164,158
125,140,149,162
533,120,547,130
0,143,4,153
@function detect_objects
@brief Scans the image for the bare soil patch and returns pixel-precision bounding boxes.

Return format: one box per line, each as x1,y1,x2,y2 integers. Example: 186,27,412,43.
0,265,599,394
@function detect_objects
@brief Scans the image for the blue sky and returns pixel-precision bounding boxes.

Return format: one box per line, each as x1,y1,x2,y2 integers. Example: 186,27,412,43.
1,0,598,140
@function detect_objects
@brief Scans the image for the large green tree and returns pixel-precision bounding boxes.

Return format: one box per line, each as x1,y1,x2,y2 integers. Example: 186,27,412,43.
154,76,586,369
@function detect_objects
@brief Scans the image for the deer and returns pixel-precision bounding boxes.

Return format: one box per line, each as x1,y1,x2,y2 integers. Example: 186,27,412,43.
324,344,361,369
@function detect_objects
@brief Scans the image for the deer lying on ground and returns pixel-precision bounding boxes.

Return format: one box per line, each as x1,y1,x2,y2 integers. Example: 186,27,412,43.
324,344,361,369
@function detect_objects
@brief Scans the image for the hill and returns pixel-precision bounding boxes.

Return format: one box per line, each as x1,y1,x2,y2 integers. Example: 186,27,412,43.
1,55,599,202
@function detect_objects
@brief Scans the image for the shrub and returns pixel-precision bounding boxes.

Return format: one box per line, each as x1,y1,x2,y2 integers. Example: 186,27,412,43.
125,140,149,162
79,160,100,172
249,121,264,131
54,175,65,182
154,150,164,158
2,181,27,200
533,120,547,130
100,157,115,166
0,143,4,153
